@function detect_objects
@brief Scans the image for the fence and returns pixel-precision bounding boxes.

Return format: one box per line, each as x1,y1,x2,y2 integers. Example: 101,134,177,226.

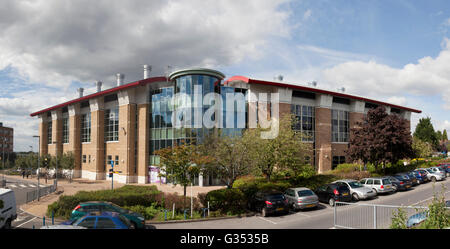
333,202,429,229
26,184,57,203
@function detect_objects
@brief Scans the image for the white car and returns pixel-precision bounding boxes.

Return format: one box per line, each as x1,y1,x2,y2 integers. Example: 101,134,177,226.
333,179,377,201
423,167,446,181
0,188,17,229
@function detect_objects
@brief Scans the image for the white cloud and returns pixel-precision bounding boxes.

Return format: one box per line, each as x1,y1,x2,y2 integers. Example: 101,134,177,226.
303,9,312,20
320,38,450,109
0,0,293,151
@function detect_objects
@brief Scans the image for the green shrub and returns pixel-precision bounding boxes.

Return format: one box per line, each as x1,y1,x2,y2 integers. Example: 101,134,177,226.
335,163,361,173
205,188,247,215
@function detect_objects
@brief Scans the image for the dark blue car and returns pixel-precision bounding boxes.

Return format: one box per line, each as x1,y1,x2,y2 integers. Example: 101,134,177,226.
61,211,133,229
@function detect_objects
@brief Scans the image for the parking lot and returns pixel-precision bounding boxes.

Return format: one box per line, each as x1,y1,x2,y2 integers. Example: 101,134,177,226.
154,178,450,229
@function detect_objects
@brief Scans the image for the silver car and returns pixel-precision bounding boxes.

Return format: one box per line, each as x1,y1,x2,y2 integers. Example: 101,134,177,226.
284,187,319,211
332,179,377,201
424,167,446,181
360,177,395,194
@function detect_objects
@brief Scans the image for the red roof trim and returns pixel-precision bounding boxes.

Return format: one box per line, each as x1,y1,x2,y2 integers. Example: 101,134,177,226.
30,76,168,117
225,76,421,114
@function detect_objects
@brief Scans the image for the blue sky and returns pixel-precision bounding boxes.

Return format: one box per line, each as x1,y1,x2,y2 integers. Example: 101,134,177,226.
1,0,450,151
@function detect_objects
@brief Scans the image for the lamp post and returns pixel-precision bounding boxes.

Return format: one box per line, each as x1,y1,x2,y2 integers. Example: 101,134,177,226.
33,136,40,201
53,140,58,189
2,137,5,185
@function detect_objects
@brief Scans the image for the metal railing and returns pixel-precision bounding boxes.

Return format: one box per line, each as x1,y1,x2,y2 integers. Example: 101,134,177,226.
26,184,57,203
333,202,429,229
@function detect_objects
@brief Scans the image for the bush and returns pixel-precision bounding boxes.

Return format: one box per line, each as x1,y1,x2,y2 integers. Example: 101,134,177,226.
47,185,161,219
205,188,247,215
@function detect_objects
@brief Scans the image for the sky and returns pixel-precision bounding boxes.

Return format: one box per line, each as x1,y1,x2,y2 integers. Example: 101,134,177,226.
1,0,450,152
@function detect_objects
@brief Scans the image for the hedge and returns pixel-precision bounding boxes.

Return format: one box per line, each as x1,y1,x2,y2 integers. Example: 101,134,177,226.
204,188,247,214
47,185,201,219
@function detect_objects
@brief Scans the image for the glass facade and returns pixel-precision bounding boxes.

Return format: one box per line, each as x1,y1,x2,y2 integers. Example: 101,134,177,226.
331,109,349,142
291,104,315,142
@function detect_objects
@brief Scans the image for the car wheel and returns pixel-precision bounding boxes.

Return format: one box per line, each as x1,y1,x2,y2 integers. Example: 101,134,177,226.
431,176,436,182
352,193,359,201
372,188,378,194
291,203,297,211
131,221,138,229
328,198,335,207
261,208,267,217
4,219,11,229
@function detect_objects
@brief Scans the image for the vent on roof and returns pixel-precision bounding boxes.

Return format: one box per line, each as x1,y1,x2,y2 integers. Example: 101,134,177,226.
144,65,151,79
96,81,102,92
77,88,84,98
116,73,124,86
307,81,317,87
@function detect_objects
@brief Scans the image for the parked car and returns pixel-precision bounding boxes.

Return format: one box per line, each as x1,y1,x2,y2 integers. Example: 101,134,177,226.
424,167,446,182
403,172,419,186
412,169,428,184
386,176,410,192
359,177,395,195
40,224,87,229
71,201,145,229
332,179,376,201
314,183,352,206
284,187,319,211
248,190,289,217
63,211,133,229
393,173,414,190
0,188,17,229
437,163,450,177
407,200,450,228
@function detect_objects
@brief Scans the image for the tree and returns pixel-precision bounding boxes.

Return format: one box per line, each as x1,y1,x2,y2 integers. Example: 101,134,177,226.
155,141,211,208
200,131,255,189
245,114,313,181
443,129,448,141
412,137,433,158
436,130,443,142
60,152,75,182
348,106,414,172
414,117,438,149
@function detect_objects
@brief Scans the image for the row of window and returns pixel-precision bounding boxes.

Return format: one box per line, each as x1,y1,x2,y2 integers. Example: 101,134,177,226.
46,108,119,145
291,105,350,143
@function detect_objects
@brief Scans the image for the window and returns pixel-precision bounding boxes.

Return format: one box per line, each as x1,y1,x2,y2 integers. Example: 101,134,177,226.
62,117,69,144
88,155,91,163
105,107,119,142
115,156,119,166
96,218,116,229
76,217,96,228
82,155,86,163
47,121,52,144
291,104,315,142
366,179,373,185
81,113,91,143
331,110,349,142
107,155,112,165
374,180,381,185
332,156,346,170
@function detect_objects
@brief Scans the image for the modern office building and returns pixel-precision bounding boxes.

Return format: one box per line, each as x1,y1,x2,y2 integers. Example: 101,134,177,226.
0,122,13,154
30,67,421,185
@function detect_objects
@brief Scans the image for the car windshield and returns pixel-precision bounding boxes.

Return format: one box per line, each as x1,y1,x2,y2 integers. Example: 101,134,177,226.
297,190,315,197
337,185,349,192
347,181,363,188
382,179,391,185
267,194,285,201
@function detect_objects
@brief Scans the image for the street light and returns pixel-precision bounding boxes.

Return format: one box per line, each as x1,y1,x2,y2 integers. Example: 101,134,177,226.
2,137,6,186
53,140,58,189
33,136,40,201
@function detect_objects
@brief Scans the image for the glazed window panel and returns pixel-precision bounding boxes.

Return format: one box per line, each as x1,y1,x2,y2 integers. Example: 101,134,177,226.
47,121,52,144
105,107,119,142
331,110,349,142
62,117,69,144
290,104,315,142
81,113,91,143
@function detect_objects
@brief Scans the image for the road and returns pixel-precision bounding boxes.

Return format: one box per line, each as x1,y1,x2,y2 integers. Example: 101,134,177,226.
154,179,450,229
1,176,53,229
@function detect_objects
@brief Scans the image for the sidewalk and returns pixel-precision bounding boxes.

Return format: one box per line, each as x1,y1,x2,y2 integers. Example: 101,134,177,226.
1,173,224,219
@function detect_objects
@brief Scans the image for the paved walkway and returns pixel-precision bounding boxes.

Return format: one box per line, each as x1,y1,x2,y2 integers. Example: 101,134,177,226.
1,173,224,219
